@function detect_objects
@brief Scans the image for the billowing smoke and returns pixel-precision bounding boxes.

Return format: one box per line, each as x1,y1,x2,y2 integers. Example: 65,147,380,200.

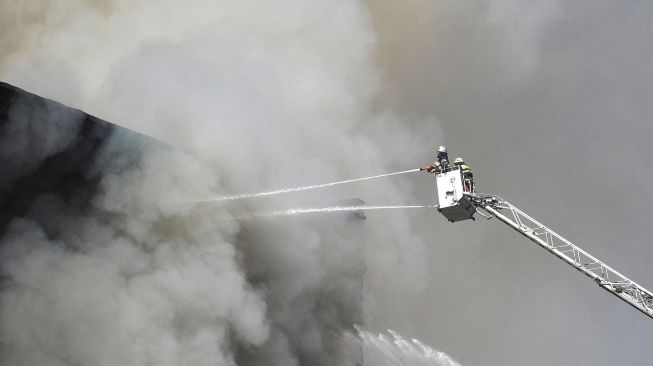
0,100,269,365
0,1,441,365
7,0,637,365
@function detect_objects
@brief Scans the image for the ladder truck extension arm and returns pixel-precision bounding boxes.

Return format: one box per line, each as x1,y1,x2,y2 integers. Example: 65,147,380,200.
468,194,653,320
432,165,653,319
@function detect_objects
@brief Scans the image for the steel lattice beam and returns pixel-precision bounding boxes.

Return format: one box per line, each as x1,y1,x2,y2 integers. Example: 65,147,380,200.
468,194,653,320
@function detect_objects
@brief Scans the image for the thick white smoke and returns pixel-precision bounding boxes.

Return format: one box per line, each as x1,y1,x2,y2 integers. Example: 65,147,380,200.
0,0,441,365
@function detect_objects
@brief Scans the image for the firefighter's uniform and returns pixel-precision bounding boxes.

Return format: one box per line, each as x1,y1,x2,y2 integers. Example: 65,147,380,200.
456,160,474,193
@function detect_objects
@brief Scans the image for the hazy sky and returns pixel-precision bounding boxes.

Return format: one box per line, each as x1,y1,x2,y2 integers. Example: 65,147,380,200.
365,1,653,365
1,1,653,365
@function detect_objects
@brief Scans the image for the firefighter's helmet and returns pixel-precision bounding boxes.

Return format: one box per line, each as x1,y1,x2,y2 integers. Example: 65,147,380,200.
438,145,447,153
454,157,464,164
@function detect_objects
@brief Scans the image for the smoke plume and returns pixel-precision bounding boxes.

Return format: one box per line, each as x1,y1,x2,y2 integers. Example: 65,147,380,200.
0,1,440,365
7,1,646,365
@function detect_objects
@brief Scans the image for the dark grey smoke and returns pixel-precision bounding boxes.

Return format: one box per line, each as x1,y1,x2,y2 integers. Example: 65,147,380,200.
0,83,105,231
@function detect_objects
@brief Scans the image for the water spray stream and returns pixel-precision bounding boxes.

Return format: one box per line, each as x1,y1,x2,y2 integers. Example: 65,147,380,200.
358,329,460,366
350,326,461,366
192,168,420,203
238,204,436,219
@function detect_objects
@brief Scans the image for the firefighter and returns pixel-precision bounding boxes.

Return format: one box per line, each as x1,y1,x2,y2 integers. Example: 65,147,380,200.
436,145,450,171
454,157,474,192
420,145,452,174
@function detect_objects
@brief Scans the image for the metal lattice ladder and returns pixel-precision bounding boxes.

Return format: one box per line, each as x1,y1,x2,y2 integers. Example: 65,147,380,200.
468,194,653,320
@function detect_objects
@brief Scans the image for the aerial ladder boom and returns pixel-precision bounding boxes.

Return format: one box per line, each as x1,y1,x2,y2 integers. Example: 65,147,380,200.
470,194,653,320
430,167,653,319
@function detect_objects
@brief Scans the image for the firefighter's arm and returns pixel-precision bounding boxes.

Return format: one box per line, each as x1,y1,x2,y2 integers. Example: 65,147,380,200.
420,164,440,173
